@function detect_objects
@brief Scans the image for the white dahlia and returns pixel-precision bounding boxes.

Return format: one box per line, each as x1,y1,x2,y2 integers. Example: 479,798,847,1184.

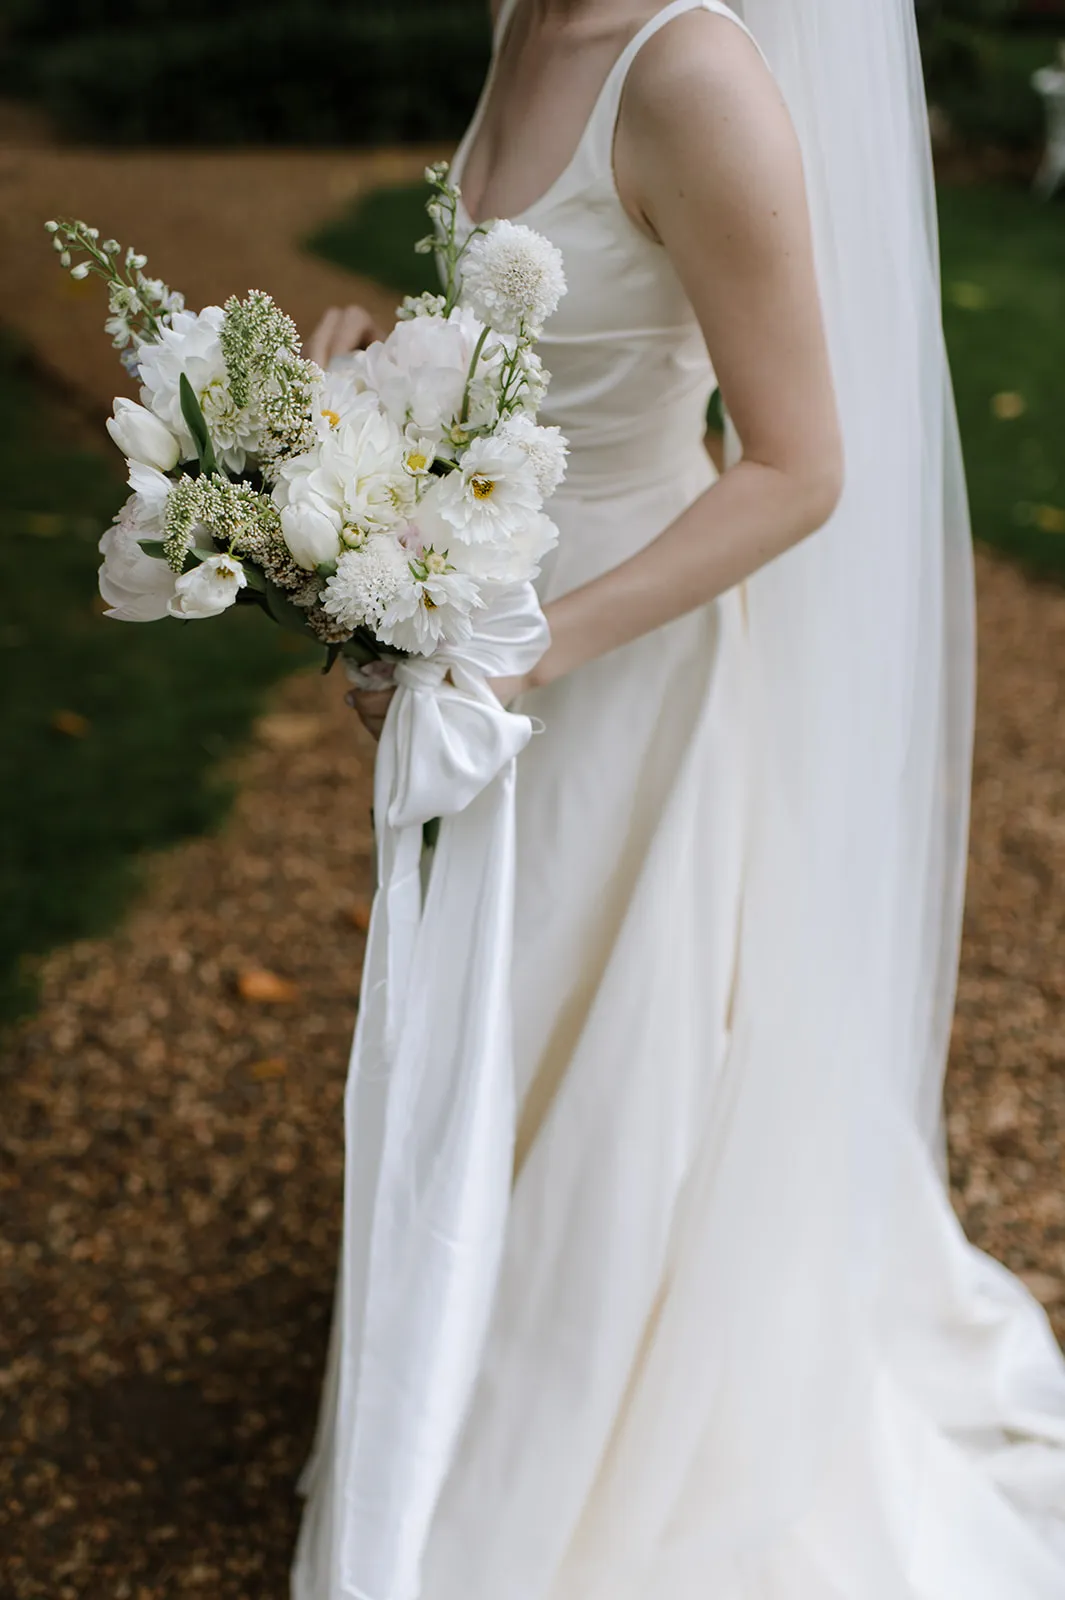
460,220,566,336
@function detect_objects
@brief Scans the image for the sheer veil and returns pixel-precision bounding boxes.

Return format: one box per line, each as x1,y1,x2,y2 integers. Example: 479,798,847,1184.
565,0,982,1582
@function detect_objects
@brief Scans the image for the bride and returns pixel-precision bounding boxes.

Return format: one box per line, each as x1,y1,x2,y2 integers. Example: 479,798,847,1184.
298,1,1065,1596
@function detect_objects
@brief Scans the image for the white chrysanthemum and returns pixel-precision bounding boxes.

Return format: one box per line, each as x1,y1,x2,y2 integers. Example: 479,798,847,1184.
430,436,542,546
460,220,566,336
321,535,418,633
137,306,261,470
497,414,568,499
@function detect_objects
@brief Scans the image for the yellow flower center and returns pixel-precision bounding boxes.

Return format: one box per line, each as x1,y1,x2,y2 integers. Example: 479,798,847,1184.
422,593,438,609
320,408,341,428
406,450,429,473
470,475,495,501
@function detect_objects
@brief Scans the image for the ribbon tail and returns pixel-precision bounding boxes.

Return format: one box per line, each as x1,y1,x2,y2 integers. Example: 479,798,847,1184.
296,762,521,1600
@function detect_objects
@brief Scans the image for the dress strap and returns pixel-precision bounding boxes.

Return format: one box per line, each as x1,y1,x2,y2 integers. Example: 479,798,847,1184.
491,0,523,50
587,0,770,171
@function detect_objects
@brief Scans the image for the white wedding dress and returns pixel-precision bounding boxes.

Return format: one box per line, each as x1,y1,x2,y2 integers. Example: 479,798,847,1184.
295,3,1065,1596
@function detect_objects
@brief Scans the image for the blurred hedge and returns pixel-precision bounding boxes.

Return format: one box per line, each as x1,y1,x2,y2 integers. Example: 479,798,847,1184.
1,2,490,145
4,0,1065,149
919,0,1063,148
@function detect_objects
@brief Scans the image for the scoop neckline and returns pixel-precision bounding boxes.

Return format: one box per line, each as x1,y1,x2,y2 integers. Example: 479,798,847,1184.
452,0,702,229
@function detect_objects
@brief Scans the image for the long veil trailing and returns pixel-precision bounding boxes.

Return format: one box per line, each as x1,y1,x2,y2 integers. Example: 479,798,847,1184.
574,2,1065,1588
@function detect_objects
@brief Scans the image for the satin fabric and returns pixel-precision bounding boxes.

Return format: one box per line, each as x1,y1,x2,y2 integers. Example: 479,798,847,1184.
293,585,550,1600
296,3,1065,1597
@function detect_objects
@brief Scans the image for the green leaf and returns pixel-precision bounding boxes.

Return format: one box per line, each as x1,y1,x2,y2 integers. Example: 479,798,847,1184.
136,538,168,560
322,642,342,675
263,578,313,637
241,562,266,593
179,373,220,477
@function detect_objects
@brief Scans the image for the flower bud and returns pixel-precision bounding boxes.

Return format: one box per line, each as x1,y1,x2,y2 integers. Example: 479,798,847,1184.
44,220,59,233
59,250,71,266
70,262,90,280
106,397,181,472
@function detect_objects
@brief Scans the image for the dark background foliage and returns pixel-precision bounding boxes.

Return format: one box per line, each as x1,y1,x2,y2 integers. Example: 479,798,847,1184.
2,0,1065,148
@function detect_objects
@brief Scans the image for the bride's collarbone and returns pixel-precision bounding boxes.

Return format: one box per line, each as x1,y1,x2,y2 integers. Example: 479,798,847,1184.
459,10,653,225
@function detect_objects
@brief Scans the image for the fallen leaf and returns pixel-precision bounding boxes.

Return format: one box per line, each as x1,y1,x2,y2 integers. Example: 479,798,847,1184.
247,1057,287,1081
1034,504,1065,534
1019,1270,1064,1308
51,709,90,738
348,899,373,932
948,280,991,311
256,713,324,750
991,391,1026,421
235,969,300,1004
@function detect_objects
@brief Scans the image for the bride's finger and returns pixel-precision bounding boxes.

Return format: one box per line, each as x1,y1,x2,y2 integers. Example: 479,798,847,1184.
306,306,341,369
337,305,381,353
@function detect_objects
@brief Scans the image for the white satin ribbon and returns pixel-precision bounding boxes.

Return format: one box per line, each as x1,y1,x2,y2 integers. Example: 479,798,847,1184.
297,581,550,1600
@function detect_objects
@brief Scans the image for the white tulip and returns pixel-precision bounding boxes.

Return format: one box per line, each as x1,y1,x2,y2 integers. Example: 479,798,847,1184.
280,496,342,569
98,496,179,622
167,554,247,619
107,398,181,472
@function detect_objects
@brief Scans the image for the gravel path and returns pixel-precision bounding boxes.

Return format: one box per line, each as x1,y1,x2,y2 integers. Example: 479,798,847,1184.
1,124,1063,1597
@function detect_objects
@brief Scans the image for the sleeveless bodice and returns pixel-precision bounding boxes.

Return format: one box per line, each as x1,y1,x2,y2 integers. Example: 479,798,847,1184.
451,0,758,515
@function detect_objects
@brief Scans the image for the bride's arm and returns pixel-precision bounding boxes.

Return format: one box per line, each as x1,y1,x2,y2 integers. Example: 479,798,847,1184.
526,13,842,692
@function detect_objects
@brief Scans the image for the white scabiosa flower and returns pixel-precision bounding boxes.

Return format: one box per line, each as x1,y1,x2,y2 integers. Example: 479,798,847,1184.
98,494,179,622
321,535,418,634
460,220,566,336
106,397,181,472
496,414,568,499
167,553,247,619
430,436,542,546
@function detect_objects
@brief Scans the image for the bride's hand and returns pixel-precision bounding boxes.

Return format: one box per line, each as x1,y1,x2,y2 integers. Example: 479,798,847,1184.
346,685,395,742
306,305,382,369
345,675,533,741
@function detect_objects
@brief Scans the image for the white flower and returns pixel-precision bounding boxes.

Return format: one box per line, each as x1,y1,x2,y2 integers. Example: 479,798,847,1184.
126,459,172,519
349,306,495,439
396,290,447,321
311,369,377,441
167,553,247,619
446,510,559,584
378,560,482,654
279,494,342,569
460,220,566,336
98,494,178,622
402,432,437,477
136,306,260,471
497,414,568,499
106,397,181,472
273,405,410,564
321,535,417,633
430,435,542,546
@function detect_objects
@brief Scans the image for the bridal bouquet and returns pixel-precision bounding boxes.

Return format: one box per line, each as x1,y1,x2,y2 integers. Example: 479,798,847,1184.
44,163,567,672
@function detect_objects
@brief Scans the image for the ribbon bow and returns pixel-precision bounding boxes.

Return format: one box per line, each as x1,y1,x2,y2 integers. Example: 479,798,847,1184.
295,582,550,1600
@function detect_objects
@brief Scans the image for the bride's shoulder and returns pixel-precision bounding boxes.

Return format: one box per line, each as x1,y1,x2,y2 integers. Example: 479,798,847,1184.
620,8,791,174
623,7,780,128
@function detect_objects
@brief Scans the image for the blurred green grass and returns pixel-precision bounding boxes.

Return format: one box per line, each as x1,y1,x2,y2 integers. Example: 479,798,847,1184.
0,337,314,1024
311,177,1065,579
